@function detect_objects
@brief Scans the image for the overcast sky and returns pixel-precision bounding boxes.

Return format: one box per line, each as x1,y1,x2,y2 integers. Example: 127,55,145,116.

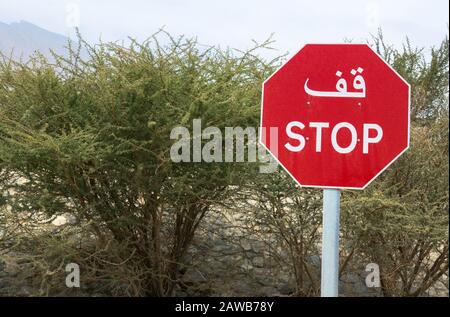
1,0,448,58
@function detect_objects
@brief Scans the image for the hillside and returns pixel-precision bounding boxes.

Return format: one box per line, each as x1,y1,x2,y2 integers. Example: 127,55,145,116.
0,20,70,60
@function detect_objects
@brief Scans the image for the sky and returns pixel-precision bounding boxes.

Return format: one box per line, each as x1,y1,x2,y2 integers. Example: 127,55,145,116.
1,0,448,59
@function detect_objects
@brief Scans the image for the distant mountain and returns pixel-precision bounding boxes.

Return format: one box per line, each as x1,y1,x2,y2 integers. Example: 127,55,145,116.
0,21,72,61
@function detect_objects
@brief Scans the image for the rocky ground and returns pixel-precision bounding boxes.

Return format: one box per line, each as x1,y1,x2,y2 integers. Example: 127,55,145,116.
1,211,448,297
177,210,385,297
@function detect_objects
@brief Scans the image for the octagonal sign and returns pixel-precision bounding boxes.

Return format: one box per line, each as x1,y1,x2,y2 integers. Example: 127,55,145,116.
260,44,410,189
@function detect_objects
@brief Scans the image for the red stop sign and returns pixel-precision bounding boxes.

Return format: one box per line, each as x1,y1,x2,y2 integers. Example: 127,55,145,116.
260,44,410,189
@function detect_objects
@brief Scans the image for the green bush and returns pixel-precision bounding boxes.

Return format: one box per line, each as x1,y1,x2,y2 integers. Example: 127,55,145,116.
0,32,276,296
341,34,449,296
0,30,447,297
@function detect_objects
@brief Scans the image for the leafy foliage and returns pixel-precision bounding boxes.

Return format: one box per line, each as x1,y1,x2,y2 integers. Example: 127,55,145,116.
0,32,277,296
0,30,447,297
341,33,449,296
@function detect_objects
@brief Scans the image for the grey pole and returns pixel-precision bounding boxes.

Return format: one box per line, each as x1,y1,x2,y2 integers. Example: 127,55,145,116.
321,188,341,297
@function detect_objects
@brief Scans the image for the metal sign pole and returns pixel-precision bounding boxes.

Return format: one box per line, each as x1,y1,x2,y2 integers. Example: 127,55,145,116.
321,188,341,297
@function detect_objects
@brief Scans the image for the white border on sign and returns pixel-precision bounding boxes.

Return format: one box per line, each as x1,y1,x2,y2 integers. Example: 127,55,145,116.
259,43,411,190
